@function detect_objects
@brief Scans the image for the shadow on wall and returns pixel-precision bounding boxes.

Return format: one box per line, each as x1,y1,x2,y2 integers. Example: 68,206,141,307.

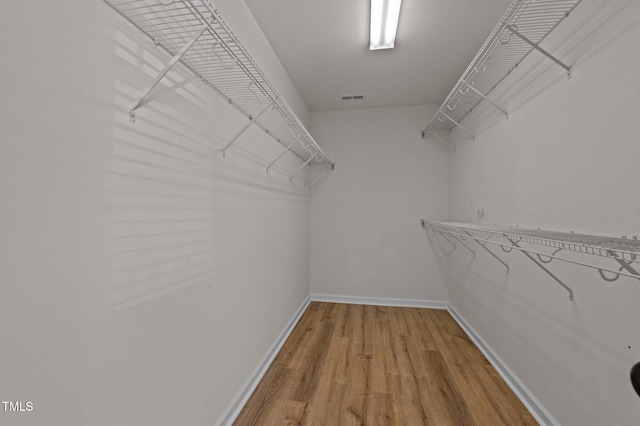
448,251,639,424
110,24,219,310
451,0,640,144
422,227,458,291
106,20,310,310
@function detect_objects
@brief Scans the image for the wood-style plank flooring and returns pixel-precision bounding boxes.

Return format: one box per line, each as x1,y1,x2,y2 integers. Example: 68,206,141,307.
234,302,537,425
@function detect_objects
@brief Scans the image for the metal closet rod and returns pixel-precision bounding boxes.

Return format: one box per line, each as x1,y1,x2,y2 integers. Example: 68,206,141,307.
421,220,640,299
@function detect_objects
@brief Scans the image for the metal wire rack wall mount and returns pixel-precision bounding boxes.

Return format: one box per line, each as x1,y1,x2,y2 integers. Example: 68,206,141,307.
105,0,334,184
421,220,640,301
421,0,583,148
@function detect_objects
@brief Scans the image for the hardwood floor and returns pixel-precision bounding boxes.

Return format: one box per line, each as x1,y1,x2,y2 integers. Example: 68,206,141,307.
234,302,537,425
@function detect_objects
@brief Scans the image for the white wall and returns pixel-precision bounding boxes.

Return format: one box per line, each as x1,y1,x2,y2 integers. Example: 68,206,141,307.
447,1,640,424
214,1,310,126
309,105,450,301
0,1,312,425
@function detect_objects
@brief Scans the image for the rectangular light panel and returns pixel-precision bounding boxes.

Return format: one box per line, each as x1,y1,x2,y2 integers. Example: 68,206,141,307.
370,0,402,50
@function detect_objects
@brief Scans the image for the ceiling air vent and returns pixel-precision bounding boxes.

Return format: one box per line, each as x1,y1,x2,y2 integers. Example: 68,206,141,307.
341,94,365,101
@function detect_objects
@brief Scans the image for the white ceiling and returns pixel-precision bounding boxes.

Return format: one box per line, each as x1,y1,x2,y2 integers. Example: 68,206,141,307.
244,0,513,111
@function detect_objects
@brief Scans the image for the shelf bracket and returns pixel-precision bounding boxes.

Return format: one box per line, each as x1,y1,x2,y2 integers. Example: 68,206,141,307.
466,231,509,272
304,161,333,188
422,128,451,151
222,102,273,157
536,247,563,264
441,112,475,140
129,23,209,122
452,235,476,258
289,152,317,183
439,231,457,249
464,82,508,119
505,25,572,79
610,252,640,278
266,136,302,173
509,239,574,301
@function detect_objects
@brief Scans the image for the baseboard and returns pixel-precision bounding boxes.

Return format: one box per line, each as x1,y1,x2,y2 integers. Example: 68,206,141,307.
447,305,559,426
215,295,311,426
214,294,552,426
310,293,448,309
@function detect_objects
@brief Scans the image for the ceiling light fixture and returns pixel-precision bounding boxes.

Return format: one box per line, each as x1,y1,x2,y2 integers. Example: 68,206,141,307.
370,0,402,50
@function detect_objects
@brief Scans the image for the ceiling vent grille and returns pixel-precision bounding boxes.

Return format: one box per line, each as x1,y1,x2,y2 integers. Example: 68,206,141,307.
341,94,365,100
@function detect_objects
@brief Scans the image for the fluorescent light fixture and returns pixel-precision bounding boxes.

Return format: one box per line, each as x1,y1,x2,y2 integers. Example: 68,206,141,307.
370,0,402,50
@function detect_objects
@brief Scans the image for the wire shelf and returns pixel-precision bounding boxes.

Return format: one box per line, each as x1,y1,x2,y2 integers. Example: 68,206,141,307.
429,221,640,260
105,0,333,175
422,220,640,299
422,0,583,140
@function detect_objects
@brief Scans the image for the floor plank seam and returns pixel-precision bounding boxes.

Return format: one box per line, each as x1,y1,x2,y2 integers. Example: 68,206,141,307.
233,300,541,426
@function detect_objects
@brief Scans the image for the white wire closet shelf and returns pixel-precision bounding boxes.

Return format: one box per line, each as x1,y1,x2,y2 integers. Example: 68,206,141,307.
422,0,583,144
105,0,333,181
422,220,640,301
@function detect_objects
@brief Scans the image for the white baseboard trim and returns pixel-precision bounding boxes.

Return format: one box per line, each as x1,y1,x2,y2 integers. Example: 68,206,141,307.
215,295,311,426
310,293,448,309
447,305,559,426
215,294,553,426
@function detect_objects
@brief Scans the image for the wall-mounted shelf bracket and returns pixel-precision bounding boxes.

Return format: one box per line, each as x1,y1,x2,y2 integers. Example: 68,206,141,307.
466,231,510,272
105,0,334,185
441,112,475,140
422,220,640,300
600,252,640,282
439,231,457,249
422,128,452,152
289,152,317,182
505,25,572,78
222,102,273,157
129,23,209,122
612,253,640,276
266,135,302,173
421,1,582,139
536,247,563,264
452,235,476,258
509,238,574,300
304,161,334,188
464,82,508,119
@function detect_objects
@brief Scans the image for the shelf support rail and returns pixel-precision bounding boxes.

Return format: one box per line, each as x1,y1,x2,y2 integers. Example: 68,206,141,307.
421,220,455,251
441,112,475,140
421,220,493,265
452,234,476,258
222,102,273,157
289,152,317,183
463,82,508,119
305,161,334,189
612,253,640,276
266,136,303,173
129,23,209,122
600,252,640,282
421,128,451,151
508,238,574,301
465,231,510,272
426,221,640,290
438,231,457,249
505,25,572,78
182,0,333,168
